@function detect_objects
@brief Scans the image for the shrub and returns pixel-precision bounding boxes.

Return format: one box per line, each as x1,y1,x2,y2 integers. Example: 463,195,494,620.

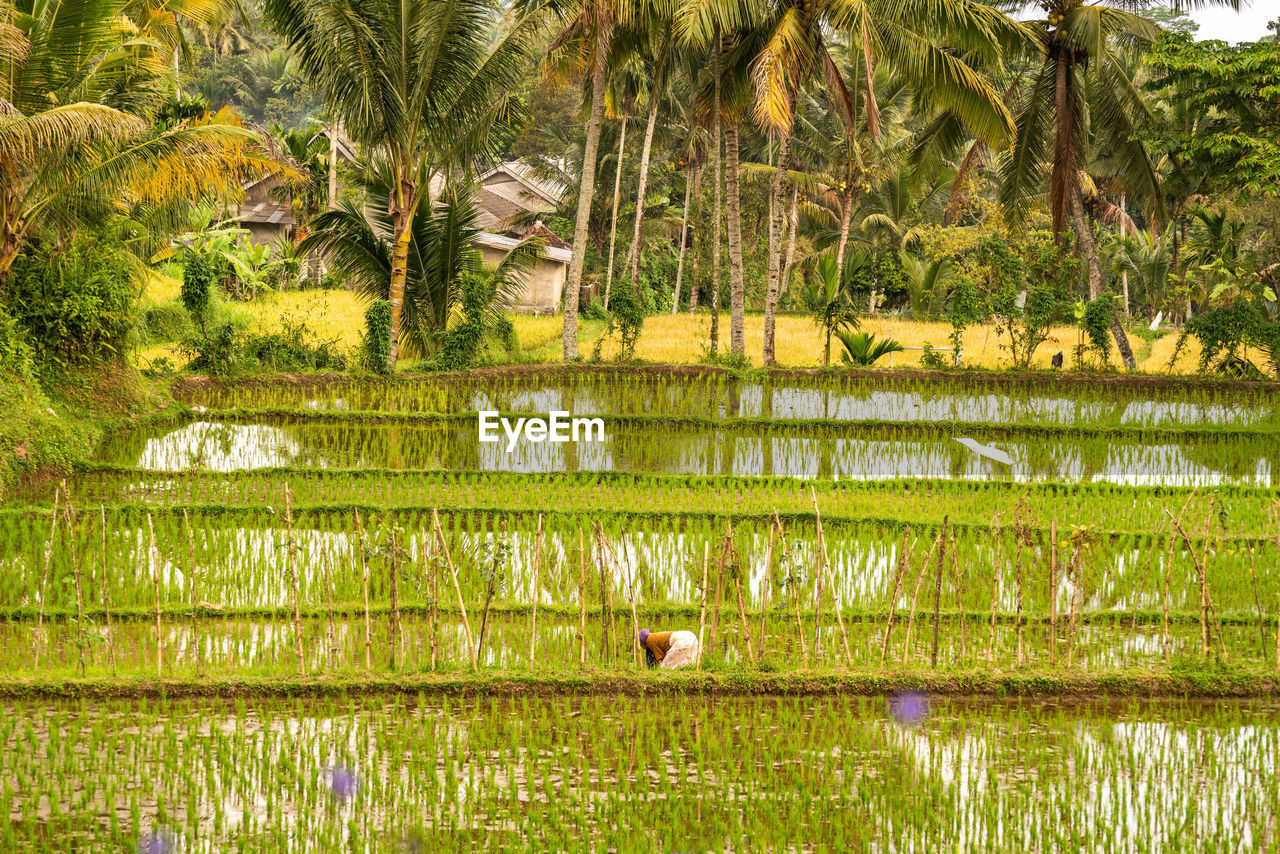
181,255,215,336
5,234,134,367
1081,294,1117,365
363,300,393,374
0,306,34,383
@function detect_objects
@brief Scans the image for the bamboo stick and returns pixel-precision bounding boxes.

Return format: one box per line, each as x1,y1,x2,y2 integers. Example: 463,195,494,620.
1049,517,1058,667
1014,502,1025,666
903,533,942,664
356,509,371,670
147,512,163,678
709,525,728,659
529,514,543,667
323,550,338,663
101,505,116,676
182,508,200,672
810,488,851,667
930,517,948,668
773,511,808,667
696,542,709,670
432,508,475,670
33,484,60,675
759,524,773,662
65,495,86,677
284,485,304,674
881,528,914,667
949,532,965,664
987,515,1004,665
1067,539,1081,669
724,529,756,666
578,527,587,668
429,534,440,671
389,529,401,669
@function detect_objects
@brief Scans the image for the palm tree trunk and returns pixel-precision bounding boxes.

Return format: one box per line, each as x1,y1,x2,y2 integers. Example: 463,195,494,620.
835,174,854,272
781,184,799,294
689,165,704,315
563,63,608,361
625,95,660,300
725,119,745,357
1072,190,1136,370
387,180,416,367
672,165,693,314
708,38,723,355
603,115,628,312
762,104,794,366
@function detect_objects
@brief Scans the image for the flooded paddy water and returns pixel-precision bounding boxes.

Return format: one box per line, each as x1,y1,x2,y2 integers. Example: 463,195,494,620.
5,367,1280,849
3,694,1276,851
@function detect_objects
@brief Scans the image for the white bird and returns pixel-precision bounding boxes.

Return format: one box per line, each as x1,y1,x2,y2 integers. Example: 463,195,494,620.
953,437,1014,466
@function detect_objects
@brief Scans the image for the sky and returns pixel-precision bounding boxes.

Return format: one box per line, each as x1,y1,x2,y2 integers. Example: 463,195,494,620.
1187,4,1275,43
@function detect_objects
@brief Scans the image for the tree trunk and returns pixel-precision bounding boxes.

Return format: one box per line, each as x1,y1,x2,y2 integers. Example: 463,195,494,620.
725,120,746,358
835,174,854,272
328,120,341,209
689,165,703,314
708,40,723,355
563,63,608,360
781,184,799,295
1072,190,1136,369
672,166,693,314
386,182,415,368
762,108,794,366
625,97,660,301
603,115,628,312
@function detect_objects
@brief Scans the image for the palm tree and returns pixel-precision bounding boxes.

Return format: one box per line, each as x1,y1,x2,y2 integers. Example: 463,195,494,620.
836,329,903,365
1110,229,1174,321
681,0,1029,365
299,181,541,358
999,0,1238,369
0,0,286,279
809,254,861,366
264,0,539,367
537,0,618,360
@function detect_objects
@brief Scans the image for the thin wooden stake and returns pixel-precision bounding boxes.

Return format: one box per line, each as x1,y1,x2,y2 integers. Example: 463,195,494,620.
428,534,440,671
431,509,474,669
987,515,1004,665
773,511,808,667
930,517,948,668
759,524,774,662
388,529,401,669
101,505,116,676
33,484,60,675
355,509,372,670
696,542,709,669
322,549,338,663
578,527,587,668
284,485,304,674
1014,502,1026,666
528,514,543,667
182,508,200,673
64,495,86,677
1049,517,1058,667
880,528,913,667
811,488,850,667
903,534,942,664
147,512,163,678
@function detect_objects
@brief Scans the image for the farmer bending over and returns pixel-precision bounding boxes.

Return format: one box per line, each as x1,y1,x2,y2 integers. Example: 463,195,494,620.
638,627,699,669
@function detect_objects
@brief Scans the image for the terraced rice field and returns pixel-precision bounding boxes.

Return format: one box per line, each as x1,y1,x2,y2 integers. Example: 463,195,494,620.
5,366,1280,850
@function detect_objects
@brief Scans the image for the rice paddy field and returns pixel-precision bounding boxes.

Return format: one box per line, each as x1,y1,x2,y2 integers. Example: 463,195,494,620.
5,365,1280,850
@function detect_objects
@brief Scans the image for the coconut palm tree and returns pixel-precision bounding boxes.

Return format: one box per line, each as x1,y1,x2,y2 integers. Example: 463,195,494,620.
680,0,1030,365
534,0,621,360
299,180,541,358
999,0,1240,369
264,0,540,367
0,0,286,279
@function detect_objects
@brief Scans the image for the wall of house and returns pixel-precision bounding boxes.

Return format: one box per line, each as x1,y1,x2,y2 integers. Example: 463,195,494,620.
478,246,566,312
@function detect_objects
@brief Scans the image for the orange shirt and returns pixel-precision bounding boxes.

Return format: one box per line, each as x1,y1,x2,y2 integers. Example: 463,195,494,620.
645,631,674,663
